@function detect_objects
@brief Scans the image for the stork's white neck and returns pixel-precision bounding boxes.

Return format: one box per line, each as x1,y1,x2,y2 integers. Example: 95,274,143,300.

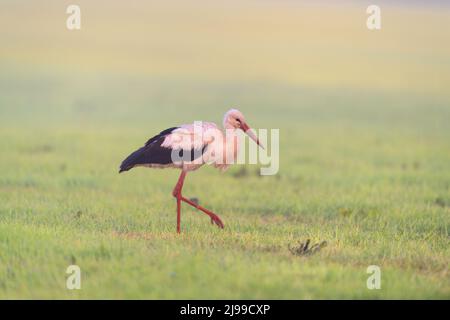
224,128,240,163
223,122,236,130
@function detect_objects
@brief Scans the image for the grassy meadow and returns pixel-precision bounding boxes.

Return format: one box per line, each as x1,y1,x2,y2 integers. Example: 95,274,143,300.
0,1,449,299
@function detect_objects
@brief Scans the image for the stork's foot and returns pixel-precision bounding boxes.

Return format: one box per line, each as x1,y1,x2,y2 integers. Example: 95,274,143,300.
180,196,224,230
210,214,224,229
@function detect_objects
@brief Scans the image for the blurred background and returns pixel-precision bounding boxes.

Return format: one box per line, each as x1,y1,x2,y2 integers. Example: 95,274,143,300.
1,0,449,127
1,0,449,184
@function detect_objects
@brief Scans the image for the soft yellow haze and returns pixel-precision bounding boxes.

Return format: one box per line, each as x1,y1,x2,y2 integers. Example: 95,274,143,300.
1,0,449,96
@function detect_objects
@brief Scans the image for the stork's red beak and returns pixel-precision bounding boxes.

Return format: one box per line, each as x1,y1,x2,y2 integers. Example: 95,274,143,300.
241,122,264,149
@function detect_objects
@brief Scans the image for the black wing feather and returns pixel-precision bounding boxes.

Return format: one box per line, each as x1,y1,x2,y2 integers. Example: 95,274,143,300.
119,127,207,173
144,127,179,147
119,127,178,173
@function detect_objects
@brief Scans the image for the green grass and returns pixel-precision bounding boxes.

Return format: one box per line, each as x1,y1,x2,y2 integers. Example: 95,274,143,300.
0,81,448,299
0,1,449,299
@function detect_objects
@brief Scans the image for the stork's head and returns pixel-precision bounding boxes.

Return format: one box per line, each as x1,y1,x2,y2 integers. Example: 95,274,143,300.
223,109,264,149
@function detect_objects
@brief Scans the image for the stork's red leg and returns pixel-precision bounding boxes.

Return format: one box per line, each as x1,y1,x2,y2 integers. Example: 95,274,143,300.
180,196,224,229
176,195,181,233
172,171,187,198
172,170,224,231
172,171,187,233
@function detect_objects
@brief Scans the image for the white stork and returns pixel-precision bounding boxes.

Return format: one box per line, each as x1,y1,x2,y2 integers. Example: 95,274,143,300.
119,109,263,233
